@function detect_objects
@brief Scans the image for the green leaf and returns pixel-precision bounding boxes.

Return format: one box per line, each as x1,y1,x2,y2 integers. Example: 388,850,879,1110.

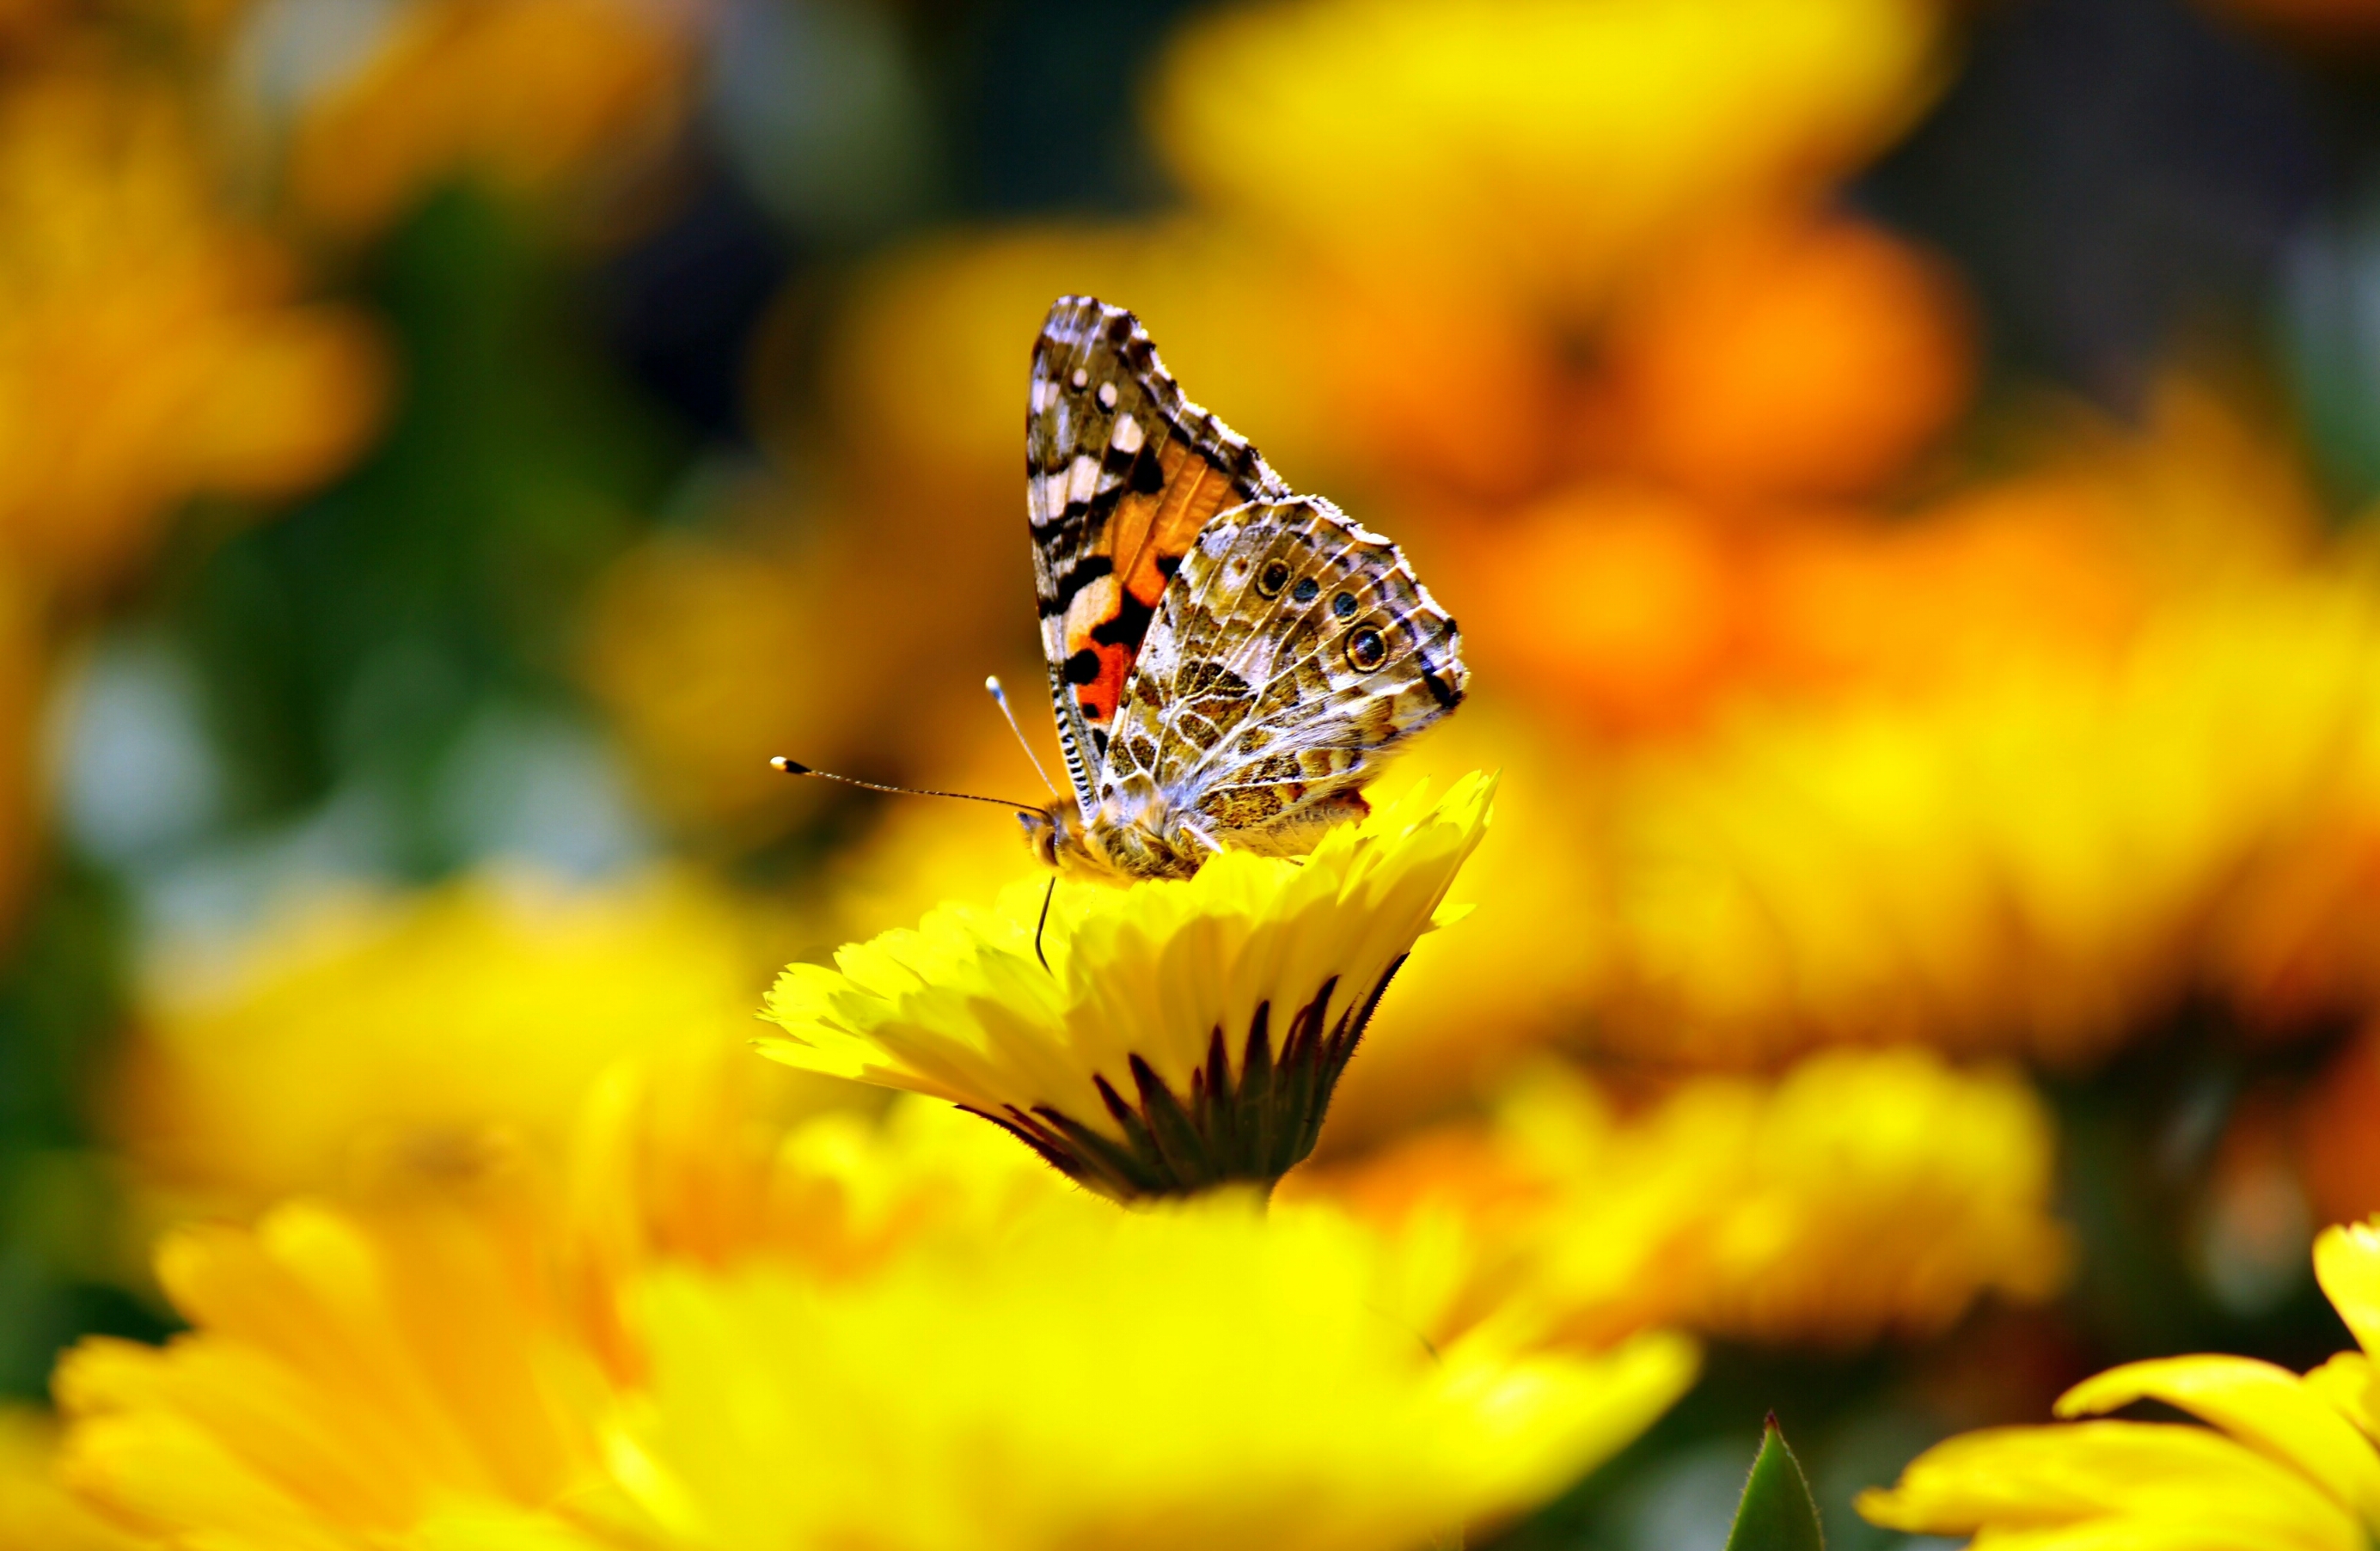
1723,1414,1826,1551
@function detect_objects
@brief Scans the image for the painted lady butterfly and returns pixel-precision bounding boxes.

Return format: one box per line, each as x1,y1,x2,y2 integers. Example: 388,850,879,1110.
1018,296,1468,882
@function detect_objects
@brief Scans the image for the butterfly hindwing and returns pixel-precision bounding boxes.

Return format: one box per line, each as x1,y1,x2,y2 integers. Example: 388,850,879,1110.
1104,497,1467,848
1027,296,1290,816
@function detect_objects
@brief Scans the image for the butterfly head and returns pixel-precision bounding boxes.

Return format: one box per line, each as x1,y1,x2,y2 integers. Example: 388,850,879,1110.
1018,802,1076,873
1020,785,1214,884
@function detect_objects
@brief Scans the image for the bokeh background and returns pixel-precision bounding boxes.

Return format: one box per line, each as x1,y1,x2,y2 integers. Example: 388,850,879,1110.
9,0,2380,1543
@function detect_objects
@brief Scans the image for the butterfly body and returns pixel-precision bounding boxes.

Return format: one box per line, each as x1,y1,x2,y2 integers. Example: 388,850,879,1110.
1023,296,1466,884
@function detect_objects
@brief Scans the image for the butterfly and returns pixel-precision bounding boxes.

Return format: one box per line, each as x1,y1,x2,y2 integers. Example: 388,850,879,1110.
1017,296,1467,883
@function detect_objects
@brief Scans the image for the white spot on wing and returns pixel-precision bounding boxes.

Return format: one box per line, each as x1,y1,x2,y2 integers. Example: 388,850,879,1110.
1112,414,1145,455
1031,378,1057,412
1097,382,1118,410
1070,369,1089,389
1067,453,1100,505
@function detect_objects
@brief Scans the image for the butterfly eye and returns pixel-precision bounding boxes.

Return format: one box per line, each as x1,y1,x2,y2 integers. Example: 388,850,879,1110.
1331,590,1358,619
1346,626,1386,670
1291,577,1319,604
1256,560,1291,597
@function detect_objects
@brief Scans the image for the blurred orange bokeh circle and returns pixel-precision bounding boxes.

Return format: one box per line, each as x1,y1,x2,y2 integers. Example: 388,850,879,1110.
1600,217,1976,503
1452,482,1741,734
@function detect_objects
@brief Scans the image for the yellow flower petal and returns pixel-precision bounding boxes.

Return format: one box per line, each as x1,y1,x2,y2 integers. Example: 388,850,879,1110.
2305,1353,2380,1447
2317,1220,2380,1360
760,773,1494,1197
1857,1420,2365,1551
0,1405,150,1551
2057,1355,2380,1527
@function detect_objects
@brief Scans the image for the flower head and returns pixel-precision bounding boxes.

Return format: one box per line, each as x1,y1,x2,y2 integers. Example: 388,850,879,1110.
760,774,1493,1199
0,70,384,596
54,1189,621,1550
1151,0,1944,310
1303,1049,2072,1351
113,870,780,1210
52,1088,1692,1551
612,1189,1695,1551
1859,1216,2380,1548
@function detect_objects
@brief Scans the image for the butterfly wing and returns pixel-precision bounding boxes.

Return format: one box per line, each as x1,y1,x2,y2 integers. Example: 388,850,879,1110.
1027,296,1291,818
1104,496,1467,850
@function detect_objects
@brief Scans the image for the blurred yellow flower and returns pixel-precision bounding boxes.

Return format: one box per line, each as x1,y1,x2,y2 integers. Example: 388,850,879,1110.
614,1189,1697,1551
57,1084,1692,1551
1593,566,2380,1065
1859,1217,2380,1548
1151,0,1945,313
760,774,1492,1198
0,1407,147,1551
1304,1048,2071,1350
563,1068,1043,1375
55,1189,623,1551
288,0,688,237
0,70,385,595
583,528,853,841
112,870,779,1209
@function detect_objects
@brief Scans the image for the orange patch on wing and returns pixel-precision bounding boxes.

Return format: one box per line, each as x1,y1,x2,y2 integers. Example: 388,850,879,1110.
1115,443,1238,609
1079,641,1132,724
1065,439,1252,725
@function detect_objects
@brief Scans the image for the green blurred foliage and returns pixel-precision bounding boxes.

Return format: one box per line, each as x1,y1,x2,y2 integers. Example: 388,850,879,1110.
170,186,685,872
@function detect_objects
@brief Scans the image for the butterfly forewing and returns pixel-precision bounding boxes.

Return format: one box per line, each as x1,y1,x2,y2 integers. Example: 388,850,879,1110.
1026,296,1289,817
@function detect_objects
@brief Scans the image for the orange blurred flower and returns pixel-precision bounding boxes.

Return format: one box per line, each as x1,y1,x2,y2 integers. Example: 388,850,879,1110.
1593,216,1976,504
1331,400,2380,1093
1441,469,2149,743
287,0,689,238
0,70,384,597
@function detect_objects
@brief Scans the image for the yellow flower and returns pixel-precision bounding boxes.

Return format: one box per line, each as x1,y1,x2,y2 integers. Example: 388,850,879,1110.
1859,1217,2380,1549
1590,562,2380,1066
0,70,385,596
113,870,784,1210
0,1406,148,1551
287,0,689,237
1150,0,1946,311
612,1189,1697,1551
54,1189,624,1551
564,1074,1051,1374
759,774,1493,1199
56,1093,1692,1551
1303,1048,2071,1350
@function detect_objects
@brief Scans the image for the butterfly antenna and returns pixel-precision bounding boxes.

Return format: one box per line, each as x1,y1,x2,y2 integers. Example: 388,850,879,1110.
1033,876,1055,973
983,676,1059,798
768,757,1042,815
